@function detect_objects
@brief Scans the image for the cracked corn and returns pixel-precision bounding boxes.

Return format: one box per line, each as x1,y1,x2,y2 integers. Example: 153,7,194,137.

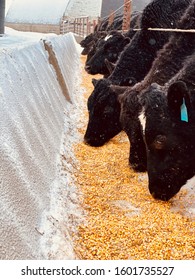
73,56,195,260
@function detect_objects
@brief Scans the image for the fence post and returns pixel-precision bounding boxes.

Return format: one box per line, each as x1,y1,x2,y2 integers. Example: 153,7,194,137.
82,17,84,36
108,10,115,28
65,16,98,37
73,19,75,33
122,0,132,31
93,19,97,33
87,20,91,35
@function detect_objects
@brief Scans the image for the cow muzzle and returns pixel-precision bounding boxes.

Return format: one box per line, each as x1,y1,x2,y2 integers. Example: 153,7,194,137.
84,64,91,73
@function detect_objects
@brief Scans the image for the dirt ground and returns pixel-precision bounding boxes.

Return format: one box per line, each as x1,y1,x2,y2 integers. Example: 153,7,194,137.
73,56,195,260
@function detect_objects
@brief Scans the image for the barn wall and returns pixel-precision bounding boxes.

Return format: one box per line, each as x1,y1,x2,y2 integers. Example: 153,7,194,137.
100,0,151,18
100,0,124,18
0,32,82,259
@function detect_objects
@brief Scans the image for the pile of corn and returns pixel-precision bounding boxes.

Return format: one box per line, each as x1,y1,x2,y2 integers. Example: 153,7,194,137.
73,56,195,260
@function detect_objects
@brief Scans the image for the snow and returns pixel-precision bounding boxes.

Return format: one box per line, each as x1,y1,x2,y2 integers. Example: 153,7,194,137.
1,27,54,47
171,176,195,218
65,0,102,19
0,28,85,259
5,0,102,24
6,0,70,24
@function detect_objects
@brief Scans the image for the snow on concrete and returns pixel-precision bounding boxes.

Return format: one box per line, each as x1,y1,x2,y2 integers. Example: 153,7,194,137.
171,176,195,218
0,28,85,259
6,0,70,24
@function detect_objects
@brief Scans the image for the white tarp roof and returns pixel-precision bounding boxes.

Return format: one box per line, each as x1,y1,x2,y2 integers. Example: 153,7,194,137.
5,0,13,15
6,0,70,24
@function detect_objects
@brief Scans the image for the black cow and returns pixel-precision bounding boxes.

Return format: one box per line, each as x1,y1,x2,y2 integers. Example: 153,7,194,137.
79,17,122,56
139,57,195,200
84,34,108,66
118,50,195,200
85,78,122,146
84,11,142,77
125,11,142,39
118,0,195,172
85,31,131,77
106,14,123,31
84,0,191,147
80,31,107,55
80,13,125,56
96,14,123,32
108,0,191,86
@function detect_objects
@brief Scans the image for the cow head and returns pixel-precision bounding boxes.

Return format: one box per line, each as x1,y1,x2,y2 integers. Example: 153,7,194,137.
81,41,95,55
80,31,107,55
141,81,195,201
85,37,106,65
84,78,124,146
80,33,95,55
85,32,130,76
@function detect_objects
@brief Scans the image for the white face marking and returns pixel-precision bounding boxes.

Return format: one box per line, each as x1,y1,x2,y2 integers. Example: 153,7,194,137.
138,110,146,135
104,35,113,41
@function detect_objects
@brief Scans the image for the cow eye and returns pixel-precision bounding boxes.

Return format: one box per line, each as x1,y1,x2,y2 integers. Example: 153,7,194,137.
152,135,167,150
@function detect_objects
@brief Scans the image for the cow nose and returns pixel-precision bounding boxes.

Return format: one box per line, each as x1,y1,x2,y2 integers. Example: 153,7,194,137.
84,136,90,145
151,192,168,201
85,64,91,72
151,192,157,199
84,135,95,146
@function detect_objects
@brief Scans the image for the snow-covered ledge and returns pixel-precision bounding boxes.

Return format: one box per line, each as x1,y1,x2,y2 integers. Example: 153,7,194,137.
0,29,83,259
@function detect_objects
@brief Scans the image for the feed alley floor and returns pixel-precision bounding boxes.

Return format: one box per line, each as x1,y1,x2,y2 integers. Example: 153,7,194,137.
72,56,195,260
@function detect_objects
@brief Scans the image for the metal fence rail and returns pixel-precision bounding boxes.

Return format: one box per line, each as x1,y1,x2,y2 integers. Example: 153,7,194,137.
60,16,98,37
60,1,132,37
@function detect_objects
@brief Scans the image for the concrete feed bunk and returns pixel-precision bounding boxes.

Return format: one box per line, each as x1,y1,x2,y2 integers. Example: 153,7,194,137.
0,31,83,259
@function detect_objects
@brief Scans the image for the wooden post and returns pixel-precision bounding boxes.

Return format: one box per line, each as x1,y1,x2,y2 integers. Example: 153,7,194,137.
86,17,89,35
122,0,132,31
108,10,115,28
79,18,81,35
93,19,97,33
97,16,101,26
73,19,76,34
76,18,78,34
87,20,91,35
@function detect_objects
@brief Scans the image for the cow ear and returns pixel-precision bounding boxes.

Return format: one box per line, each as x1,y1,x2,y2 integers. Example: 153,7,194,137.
104,59,115,75
167,81,191,122
92,78,98,87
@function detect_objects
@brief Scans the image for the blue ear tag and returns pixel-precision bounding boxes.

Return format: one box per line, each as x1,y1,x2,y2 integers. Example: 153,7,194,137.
180,98,188,122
